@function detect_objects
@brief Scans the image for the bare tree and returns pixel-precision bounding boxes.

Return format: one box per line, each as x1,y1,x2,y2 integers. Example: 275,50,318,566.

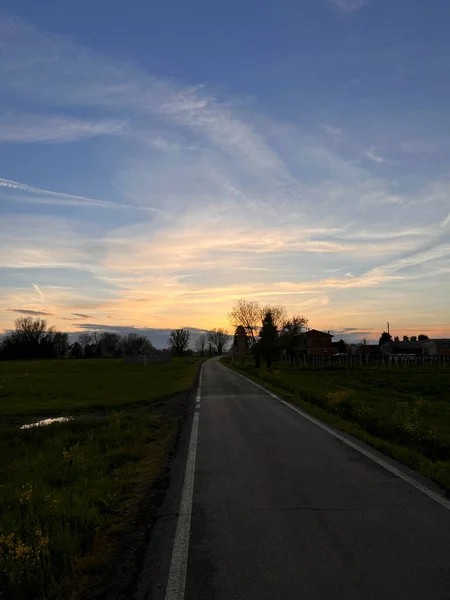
228,300,262,347
169,329,191,357
194,334,207,356
14,317,53,344
122,333,154,356
208,329,231,355
78,332,93,350
99,332,122,357
280,315,308,366
260,304,288,332
53,332,69,359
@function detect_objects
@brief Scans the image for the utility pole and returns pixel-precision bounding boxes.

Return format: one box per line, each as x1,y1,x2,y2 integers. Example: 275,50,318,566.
387,322,390,335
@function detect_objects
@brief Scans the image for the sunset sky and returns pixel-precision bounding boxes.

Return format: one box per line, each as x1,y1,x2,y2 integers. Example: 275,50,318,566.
1,0,449,346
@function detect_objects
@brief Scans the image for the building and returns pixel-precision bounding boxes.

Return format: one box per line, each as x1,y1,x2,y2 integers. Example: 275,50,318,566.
305,329,333,356
348,343,380,358
422,339,450,357
380,341,424,357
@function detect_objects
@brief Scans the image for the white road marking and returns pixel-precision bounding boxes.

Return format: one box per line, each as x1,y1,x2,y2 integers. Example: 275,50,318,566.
222,363,450,512
165,366,203,600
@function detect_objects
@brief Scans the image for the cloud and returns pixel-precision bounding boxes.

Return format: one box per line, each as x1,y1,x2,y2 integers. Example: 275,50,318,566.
0,177,157,212
32,283,44,298
72,323,210,349
441,213,450,228
7,308,53,316
0,115,126,143
364,147,386,164
329,0,367,12
0,14,449,340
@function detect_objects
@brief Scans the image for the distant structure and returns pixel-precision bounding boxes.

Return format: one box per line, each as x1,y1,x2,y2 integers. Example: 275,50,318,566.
304,329,333,356
422,339,450,357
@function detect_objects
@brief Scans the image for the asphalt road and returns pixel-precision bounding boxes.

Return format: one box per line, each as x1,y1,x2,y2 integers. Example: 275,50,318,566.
166,358,450,600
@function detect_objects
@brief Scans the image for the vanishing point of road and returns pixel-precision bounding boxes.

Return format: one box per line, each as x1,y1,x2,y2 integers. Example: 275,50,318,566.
140,358,450,600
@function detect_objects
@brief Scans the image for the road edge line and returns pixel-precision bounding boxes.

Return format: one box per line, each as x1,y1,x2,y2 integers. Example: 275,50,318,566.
221,361,450,512
164,365,203,600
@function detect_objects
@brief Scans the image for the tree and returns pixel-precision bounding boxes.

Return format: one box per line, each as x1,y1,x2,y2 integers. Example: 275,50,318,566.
70,341,83,358
168,329,190,357
194,334,207,356
258,310,279,369
15,317,53,345
99,332,122,357
207,329,230,355
121,333,154,356
410,335,417,342
280,315,308,367
0,317,66,360
394,336,400,342
379,331,392,345
53,332,69,359
260,304,288,332
418,334,429,341
228,299,261,348
78,332,92,350
402,335,410,342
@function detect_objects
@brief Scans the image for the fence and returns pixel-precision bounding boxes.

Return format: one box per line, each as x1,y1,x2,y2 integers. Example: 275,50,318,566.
276,353,450,368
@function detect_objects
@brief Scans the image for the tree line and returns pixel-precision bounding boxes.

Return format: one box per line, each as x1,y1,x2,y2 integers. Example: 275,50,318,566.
228,299,309,368
0,318,232,360
0,317,160,360
378,332,429,345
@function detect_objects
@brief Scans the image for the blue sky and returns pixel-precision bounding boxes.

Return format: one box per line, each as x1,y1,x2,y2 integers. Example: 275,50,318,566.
1,0,449,345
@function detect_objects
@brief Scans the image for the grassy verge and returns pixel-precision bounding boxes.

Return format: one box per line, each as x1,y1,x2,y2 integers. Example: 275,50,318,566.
0,358,204,599
0,358,204,418
222,357,450,493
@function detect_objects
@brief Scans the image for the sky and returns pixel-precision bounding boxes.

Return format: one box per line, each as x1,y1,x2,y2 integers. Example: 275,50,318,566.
1,0,450,347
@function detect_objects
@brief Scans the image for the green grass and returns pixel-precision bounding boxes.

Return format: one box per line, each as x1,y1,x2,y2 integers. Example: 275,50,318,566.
222,357,450,492
0,358,203,599
0,358,203,418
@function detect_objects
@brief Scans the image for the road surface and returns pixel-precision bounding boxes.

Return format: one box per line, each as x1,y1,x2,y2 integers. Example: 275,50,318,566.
155,359,450,600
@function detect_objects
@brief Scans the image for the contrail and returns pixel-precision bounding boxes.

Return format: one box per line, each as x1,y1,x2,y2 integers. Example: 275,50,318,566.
32,283,44,298
0,177,159,212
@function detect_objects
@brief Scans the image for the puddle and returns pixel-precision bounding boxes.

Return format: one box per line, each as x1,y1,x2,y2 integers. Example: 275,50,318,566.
21,417,73,430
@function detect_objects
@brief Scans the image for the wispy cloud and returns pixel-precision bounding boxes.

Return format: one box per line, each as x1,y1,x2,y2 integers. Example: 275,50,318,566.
7,308,53,316
72,313,93,319
0,115,126,143
329,0,368,12
0,177,157,212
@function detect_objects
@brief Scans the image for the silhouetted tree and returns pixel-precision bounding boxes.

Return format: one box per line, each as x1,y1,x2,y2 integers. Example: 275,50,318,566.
228,299,261,348
259,310,279,369
99,332,122,357
169,329,190,357
122,333,154,356
410,335,417,342
402,335,410,342
70,341,83,358
418,334,429,341
194,334,207,356
280,315,308,366
208,329,231,355
53,332,69,358
0,317,66,360
379,331,392,345
394,336,400,342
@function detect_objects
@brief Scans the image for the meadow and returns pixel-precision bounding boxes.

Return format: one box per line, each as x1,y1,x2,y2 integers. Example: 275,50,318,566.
0,358,203,599
223,357,450,492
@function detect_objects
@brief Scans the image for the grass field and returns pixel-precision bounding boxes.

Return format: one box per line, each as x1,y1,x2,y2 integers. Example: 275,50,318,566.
223,357,450,492
0,358,203,599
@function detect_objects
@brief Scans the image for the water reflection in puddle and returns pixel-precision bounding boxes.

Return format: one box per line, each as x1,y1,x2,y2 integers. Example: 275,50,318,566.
21,417,72,430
